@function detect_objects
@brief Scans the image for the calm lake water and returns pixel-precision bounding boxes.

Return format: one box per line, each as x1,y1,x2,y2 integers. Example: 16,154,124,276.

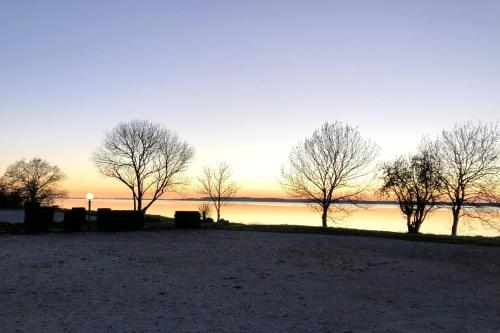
54,198,500,237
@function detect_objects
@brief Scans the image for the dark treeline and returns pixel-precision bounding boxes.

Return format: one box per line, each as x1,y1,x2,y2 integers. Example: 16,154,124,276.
0,187,22,209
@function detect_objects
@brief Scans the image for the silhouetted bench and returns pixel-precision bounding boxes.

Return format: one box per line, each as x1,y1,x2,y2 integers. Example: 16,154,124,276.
63,207,86,232
97,209,144,231
174,211,201,229
24,207,55,233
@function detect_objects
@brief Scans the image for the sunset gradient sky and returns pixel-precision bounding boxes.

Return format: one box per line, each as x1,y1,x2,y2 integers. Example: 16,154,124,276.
1,1,499,198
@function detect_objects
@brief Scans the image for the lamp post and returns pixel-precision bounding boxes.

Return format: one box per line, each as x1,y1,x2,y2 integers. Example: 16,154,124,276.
86,193,94,222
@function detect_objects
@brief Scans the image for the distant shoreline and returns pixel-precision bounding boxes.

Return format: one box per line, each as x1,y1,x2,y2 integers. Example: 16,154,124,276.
60,197,400,205
59,197,500,207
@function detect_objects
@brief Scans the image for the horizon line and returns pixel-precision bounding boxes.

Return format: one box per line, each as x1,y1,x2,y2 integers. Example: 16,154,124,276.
58,197,500,207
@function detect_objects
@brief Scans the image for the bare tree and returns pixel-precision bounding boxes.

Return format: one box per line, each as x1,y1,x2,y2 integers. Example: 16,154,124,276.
379,146,442,233
92,119,195,212
437,121,500,236
198,162,240,222
2,158,66,207
198,202,212,221
281,122,378,227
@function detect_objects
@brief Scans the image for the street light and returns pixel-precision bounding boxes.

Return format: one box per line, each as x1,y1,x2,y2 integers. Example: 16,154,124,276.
86,193,94,222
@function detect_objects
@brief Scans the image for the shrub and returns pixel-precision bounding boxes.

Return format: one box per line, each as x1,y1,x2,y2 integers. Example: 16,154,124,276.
174,211,201,229
97,209,144,231
63,207,86,232
24,207,55,233
0,189,22,209
198,202,212,221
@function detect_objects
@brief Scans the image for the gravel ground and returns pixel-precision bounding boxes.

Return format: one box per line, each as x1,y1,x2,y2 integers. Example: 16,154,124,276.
0,230,499,332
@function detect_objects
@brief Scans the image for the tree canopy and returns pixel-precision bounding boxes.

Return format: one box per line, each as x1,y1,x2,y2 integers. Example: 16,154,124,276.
92,119,195,212
1,158,66,207
198,162,239,222
437,121,500,236
281,122,378,227
380,146,442,233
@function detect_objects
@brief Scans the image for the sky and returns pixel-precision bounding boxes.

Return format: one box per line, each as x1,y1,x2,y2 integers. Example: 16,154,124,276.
1,0,499,199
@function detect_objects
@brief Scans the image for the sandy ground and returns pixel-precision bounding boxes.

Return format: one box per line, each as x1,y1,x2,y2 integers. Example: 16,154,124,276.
0,230,499,332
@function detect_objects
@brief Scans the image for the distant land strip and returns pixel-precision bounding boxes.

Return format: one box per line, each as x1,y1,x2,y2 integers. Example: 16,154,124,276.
61,197,500,207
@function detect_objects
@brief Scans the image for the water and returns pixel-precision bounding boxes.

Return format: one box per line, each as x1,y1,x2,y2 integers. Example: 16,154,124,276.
54,198,500,237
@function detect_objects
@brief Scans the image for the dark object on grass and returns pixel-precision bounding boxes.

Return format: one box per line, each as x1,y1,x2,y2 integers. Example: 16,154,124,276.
63,207,86,232
24,207,55,233
174,211,201,229
97,209,144,231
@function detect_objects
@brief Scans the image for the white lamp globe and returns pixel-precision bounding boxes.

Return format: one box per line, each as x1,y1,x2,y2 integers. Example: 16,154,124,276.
86,193,94,200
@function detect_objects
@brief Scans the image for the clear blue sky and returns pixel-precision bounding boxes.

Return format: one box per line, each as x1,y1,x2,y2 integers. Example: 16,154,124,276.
1,0,499,197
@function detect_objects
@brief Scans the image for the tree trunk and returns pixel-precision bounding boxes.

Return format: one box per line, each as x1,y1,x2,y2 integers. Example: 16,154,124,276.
321,207,328,228
408,227,419,234
216,198,222,222
408,221,421,234
451,210,460,237
406,214,420,233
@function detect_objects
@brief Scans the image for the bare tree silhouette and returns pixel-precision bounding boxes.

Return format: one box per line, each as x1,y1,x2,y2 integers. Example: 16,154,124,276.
198,162,240,222
380,145,442,233
92,119,194,212
1,158,66,207
281,122,378,227
437,121,500,236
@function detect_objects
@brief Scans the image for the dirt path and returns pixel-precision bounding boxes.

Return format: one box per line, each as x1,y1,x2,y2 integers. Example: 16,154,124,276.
0,230,498,332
